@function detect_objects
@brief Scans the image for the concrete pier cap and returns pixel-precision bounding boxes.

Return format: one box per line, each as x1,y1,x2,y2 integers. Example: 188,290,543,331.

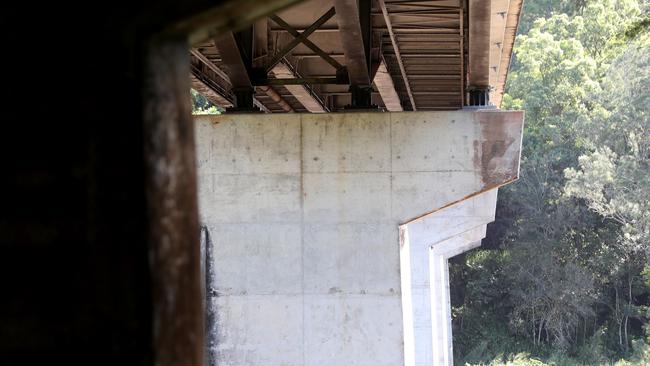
195,109,523,366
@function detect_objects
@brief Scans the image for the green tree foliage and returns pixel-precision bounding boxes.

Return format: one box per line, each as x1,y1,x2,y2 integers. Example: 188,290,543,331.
565,40,650,262
191,88,221,115
452,1,650,364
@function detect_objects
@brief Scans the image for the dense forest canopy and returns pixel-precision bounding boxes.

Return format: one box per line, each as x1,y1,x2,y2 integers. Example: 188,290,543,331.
451,0,650,365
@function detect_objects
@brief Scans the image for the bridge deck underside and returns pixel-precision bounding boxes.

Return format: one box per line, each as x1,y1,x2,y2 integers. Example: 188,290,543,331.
189,0,521,112
190,0,466,112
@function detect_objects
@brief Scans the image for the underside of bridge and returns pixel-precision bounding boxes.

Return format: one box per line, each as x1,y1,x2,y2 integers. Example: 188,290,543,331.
190,0,522,112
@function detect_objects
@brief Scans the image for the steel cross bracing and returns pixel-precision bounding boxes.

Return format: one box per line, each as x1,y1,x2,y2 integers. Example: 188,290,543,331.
266,8,345,75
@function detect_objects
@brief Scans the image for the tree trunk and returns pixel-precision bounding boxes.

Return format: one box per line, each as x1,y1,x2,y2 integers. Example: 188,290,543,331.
618,317,623,350
545,326,549,343
624,276,633,353
594,316,597,339
532,306,536,346
624,315,629,353
616,287,623,350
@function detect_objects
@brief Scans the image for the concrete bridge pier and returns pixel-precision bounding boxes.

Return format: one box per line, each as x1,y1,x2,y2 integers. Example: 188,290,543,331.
400,190,498,366
195,110,523,366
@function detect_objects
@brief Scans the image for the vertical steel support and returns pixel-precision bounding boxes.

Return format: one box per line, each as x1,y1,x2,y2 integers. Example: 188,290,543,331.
360,0,372,78
215,27,261,112
350,0,377,109
467,0,492,107
232,26,258,111
354,0,375,108
335,0,378,109
231,86,256,111
349,84,374,108
468,88,490,106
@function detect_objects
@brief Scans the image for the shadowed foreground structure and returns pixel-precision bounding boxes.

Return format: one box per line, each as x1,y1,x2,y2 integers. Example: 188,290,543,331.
0,0,306,364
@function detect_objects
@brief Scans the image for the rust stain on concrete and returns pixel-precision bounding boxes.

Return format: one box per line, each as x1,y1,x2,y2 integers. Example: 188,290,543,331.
401,110,524,226
473,110,524,189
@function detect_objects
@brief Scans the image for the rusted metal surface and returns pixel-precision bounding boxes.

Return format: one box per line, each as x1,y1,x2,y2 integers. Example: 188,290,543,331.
190,49,290,112
258,85,295,112
272,62,327,112
190,50,234,107
373,59,403,111
491,0,523,107
190,0,524,112
334,0,372,86
214,31,260,110
191,48,231,82
488,0,509,92
143,36,204,366
459,4,465,106
468,0,491,89
214,31,254,87
255,76,346,85
192,42,310,113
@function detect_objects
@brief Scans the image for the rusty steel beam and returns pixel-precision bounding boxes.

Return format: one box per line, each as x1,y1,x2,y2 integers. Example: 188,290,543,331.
459,4,465,107
468,0,491,91
253,18,268,66
384,53,461,58
254,77,347,85
192,47,289,112
378,0,416,110
190,49,231,83
213,30,258,110
257,85,294,112
291,53,346,58
272,63,327,113
373,59,403,111
272,27,461,33
270,27,340,33
214,31,253,87
334,0,371,86
492,0,523,107
190,60,230,95
253,97,272,113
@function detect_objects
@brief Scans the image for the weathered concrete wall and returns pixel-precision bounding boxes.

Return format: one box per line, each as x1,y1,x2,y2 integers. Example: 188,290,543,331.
195,110,523,366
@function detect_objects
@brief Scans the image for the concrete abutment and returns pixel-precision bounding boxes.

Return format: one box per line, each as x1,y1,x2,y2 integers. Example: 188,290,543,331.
195,110,523,365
